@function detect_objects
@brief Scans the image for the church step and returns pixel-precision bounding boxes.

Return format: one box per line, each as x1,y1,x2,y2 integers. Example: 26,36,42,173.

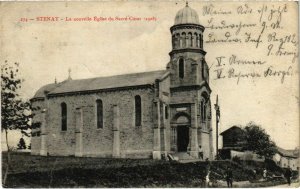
171,152,196,160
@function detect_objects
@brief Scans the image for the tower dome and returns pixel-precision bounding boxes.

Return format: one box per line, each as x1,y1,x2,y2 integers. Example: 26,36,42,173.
174,3,200,25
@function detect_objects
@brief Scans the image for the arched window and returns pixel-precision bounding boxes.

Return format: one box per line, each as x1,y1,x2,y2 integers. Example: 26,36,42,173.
96,99,103,128
194,33,198,47
203,103,206,121
202,60,205,80
182,32,186,47
188,33,193,47
165,105,169,120
61,102,67,131
200,34,203,48
176,33,180,48
135,95,142,126
172,35,175,49
179,35,183,48
200,99,206,122
179,58,184,79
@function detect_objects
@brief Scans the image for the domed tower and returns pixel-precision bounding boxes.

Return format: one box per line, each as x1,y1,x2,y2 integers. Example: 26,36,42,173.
168,2,209,86
168,3,213,160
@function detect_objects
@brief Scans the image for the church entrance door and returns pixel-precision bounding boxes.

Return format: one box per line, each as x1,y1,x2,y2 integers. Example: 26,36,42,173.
177,126,189,152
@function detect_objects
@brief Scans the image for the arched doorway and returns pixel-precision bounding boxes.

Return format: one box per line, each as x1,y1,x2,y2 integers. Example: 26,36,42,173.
171,113,191,152
177,126,189,152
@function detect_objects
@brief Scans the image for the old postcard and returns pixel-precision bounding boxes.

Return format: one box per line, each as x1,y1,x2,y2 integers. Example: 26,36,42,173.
1,1,299,188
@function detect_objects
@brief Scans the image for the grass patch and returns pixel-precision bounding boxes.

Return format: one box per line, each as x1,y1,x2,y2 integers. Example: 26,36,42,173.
2,152,296,188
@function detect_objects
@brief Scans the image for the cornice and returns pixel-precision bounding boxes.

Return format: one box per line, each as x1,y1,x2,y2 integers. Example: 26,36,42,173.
170,24,205,32
47,84,154,98
169,102,193,106
169,48,207,56
170,82,211,93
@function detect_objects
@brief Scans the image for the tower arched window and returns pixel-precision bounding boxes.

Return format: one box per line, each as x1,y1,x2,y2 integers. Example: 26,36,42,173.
194,33,198,47
200,99,206,122
165,105,169,120
182,32,186,47
179,58,184,79
202,60,205,80
179,35,183,48
61,102,67,131
96,99,103,128
135,95,142,126
176,33,180,48
172,35,175,49
200,34,203,48
188,33,193,47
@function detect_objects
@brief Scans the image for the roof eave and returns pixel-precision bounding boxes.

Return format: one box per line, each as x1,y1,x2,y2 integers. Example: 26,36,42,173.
30,97,45,102
47,84,155,98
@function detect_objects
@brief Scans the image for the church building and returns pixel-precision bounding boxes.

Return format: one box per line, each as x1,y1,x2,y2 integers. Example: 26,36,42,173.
30,3,214,160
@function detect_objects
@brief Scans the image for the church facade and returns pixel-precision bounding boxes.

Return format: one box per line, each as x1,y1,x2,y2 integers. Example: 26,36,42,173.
30,4,214,160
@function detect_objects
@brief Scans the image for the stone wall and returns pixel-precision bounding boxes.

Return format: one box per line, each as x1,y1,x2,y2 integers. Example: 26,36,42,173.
170,90,198,104
158,76,171,154
38,87,155,158
199,131,211,160
169,52,205,87
30,100,45,155
31,136,41,155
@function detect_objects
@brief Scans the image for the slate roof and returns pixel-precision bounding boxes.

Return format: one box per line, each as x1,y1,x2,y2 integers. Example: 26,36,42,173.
32,83,60,99
174,4,200,25
32,70,167,99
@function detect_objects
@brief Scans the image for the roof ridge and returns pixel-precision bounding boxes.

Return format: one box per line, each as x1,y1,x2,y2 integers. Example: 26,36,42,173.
33,69,167,97
67,70,166,82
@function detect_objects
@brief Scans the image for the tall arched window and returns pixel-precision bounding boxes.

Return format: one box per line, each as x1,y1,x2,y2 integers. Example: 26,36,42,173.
165,105,169,120
179,35,183,48
188,33,193,47
194,33,198,47
172,35,175,49
203,103,206,121
182,32,186,47
200,34,203,48
200,99,206,122
135,95,142,126
176,33,180,48
179,58,184,79
202,60,205,80
61,102,67,131
96,99,103,128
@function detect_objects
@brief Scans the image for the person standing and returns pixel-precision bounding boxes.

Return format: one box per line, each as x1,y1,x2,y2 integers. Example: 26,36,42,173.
285,167,292,186
225,167,233,188
205,170,211,187
252,169,257,180
198,145,203,160
263,168,267,180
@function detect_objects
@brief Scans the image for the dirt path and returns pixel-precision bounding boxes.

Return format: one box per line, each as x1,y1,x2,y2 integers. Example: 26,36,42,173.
272,182,299,188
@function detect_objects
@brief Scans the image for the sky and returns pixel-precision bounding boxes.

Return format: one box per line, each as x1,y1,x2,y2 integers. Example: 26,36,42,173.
1,1,299,151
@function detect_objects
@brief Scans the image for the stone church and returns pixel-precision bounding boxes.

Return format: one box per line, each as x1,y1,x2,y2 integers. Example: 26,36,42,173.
30,3,213,160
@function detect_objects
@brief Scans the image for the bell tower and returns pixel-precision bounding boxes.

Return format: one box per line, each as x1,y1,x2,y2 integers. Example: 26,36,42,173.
168,3,213,160
167,2,209,87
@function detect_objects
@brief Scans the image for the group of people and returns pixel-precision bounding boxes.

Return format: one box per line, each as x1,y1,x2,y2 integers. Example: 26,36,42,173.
198,146,294,187
204,166,233,187
262,167,293,185
204,164,293,187
199,145,233,188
